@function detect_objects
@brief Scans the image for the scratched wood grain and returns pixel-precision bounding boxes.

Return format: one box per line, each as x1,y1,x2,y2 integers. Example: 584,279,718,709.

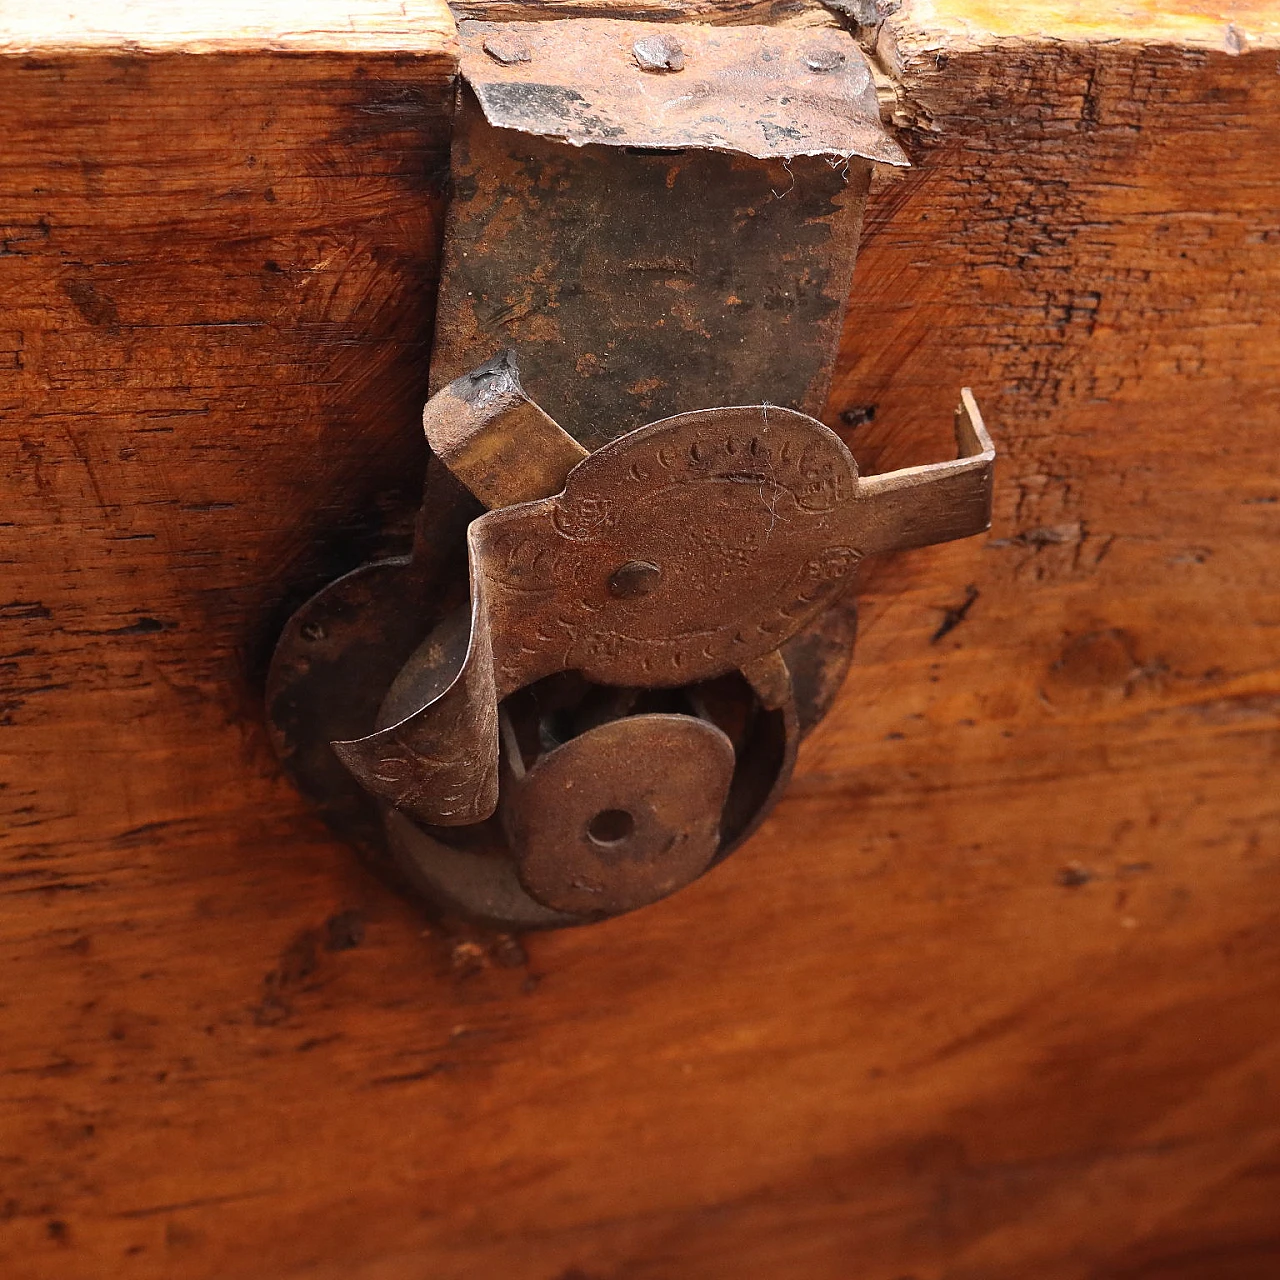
1,2,1279,1278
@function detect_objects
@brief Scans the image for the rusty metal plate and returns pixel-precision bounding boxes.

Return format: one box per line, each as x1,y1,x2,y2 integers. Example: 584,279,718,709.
431,90,878,448
458,19,909,165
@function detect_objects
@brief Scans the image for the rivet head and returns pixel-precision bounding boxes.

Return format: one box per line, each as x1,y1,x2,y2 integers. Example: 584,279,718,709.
608,560,661,598
803,46,847,73
633,35,685,73
483,33,532,65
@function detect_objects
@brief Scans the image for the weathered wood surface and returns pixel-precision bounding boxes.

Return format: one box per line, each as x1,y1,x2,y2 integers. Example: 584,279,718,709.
0,0,459,52
445,0,836,25
2,2,1279,1278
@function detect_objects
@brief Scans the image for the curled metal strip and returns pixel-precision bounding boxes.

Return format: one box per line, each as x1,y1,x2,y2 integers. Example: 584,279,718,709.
332,371,994,828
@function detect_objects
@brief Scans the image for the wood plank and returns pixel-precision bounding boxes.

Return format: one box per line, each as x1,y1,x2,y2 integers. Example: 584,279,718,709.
878,0,1278,50
1,3,1279,1278
0,0,457,52
444,0,837,27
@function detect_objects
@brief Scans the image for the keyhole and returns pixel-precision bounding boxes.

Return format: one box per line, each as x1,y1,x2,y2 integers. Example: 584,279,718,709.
587,808,635,846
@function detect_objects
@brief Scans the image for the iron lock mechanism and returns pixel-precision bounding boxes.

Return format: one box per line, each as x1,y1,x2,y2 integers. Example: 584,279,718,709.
265,19,996,930
268,352,993,929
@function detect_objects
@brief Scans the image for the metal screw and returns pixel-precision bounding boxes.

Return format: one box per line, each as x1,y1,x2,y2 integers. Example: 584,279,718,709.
483,33,532,65
803,46,847,73
633,35,685,73
608,560,661,598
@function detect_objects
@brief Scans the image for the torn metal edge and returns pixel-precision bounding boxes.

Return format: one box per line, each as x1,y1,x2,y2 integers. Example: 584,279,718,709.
457,18,910,167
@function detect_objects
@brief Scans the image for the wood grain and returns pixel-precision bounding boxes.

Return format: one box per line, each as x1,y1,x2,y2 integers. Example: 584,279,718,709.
0,1,457,53
445,0,837,27
2,3,1279,1279
879,0,1279,51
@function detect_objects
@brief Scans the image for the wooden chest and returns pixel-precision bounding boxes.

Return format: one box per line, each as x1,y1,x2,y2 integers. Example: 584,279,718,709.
2,2,1278,1277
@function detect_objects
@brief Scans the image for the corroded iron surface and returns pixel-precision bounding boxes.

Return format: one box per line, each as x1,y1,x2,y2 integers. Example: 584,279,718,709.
439,21,906,447
458,19,909,165
431,89,877,447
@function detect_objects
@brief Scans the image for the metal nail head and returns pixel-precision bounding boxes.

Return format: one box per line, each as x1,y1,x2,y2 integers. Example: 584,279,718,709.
633,35,685,73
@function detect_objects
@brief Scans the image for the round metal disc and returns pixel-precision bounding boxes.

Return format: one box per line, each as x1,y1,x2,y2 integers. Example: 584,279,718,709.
504,713,736,916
